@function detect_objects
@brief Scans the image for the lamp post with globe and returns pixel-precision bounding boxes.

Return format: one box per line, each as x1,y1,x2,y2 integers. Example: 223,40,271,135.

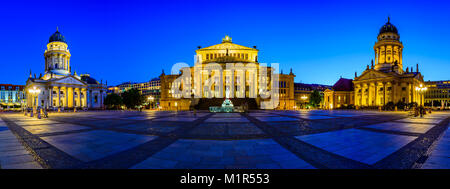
28,87,41,118
415,84,427,107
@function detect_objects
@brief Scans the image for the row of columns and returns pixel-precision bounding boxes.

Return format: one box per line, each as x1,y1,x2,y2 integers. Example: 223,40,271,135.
48,86,87,108
356,81,424,107
375,45,402,65
45,54,70,71
356,82,390,106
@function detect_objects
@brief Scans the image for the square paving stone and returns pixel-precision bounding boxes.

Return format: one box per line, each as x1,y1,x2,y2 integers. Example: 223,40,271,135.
82,119,137,127
296,129,417,165
254,116,299,122
248,113,278,117
205,117,249,123
395,117,444,124
365,122,435,134
41,130,157,162
14,120,60,126
131,139,314,169
211,113,242,118
152,117,199,122
21,123,89,135
118,121,181,134
189,123,264,137
119,116,156,120
294,115,336,120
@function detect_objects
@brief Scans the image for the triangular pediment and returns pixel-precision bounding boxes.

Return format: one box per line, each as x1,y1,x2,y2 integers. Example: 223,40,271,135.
198,43,256,51
356,70,393,81
52,76,87,85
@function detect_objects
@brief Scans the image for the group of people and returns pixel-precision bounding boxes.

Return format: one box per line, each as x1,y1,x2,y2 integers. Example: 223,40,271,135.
412,106,430,117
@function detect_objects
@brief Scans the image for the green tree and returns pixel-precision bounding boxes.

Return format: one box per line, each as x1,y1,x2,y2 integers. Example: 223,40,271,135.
104,93,123,109
309,90,322,108
121,88,145,109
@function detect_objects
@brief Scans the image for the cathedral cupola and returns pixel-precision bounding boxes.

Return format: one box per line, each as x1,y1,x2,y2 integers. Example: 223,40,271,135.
49,27,66,43
44,27,71,76
374,17,404,74
378,17,399,40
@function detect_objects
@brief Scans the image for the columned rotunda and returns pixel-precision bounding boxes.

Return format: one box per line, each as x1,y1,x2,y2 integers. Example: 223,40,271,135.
25,28,107,110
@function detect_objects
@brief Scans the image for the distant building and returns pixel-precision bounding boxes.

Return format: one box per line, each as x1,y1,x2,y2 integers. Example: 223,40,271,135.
424,80,450,109
324,78,355,109
294,83,331,108
0,84,25,110
108,78,161,106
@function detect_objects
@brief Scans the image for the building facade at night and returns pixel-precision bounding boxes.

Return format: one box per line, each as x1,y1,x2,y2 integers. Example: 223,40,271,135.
25,29,107,110
325,18,426,109
294,83,331,108
324,78,355,109
159,36,295,110
0,84,25,110
424,80,450,109
108,78,161,106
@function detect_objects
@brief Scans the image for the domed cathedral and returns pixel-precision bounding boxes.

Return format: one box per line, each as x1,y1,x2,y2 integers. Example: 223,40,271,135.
25,28,107,110
353,17,426,108
374,17,404,73
159,35,296,110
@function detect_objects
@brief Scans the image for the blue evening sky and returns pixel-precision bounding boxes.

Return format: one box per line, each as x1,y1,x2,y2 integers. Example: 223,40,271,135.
0,0,449,86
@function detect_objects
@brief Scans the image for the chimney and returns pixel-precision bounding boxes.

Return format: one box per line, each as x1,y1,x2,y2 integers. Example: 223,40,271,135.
371,59,374,69
406,67,409,73
355,71,357,77
416,64,419,72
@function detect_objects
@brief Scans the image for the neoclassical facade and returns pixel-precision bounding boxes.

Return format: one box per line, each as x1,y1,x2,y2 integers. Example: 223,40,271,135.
160,36,295,110
25,29,107,110
325,18,425,109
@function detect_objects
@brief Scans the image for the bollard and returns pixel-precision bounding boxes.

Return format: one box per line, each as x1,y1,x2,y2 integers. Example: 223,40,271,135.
74,107,77,112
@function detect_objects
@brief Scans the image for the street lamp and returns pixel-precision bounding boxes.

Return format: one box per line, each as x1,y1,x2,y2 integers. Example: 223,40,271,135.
28,87,41,116
147,96,154,109
301,96,308,109
415,84,427,107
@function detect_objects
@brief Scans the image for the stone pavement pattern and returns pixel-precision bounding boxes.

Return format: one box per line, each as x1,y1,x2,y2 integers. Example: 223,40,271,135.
0,118,42,169
0,110,448,169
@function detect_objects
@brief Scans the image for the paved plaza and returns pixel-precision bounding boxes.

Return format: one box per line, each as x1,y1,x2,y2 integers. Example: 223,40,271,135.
0,110,449,169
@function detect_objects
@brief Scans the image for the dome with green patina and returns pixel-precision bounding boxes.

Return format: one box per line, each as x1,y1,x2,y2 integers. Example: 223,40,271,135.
49,28,66,43
379,17,399,35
